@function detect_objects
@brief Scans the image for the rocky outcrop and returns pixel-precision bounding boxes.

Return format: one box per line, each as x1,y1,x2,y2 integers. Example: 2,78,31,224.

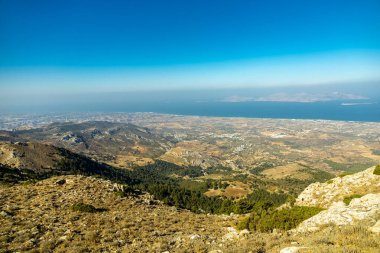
295,166,380,208
294,166,380,232
297,193,380,232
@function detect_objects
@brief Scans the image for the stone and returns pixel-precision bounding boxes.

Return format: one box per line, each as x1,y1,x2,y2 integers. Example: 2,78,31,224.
239,229,250,236
189,234,200,240
368,220,380,233
280,246,308,253
222,227,239,241
297,193,380,232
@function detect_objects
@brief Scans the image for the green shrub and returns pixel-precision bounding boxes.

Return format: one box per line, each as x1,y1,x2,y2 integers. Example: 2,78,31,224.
71,202,98,213
326,180,334,184
113,184,136,197
238,206,324,232
114,191,126,198
338,172,353,178
374,165,380,175
343,194,363,205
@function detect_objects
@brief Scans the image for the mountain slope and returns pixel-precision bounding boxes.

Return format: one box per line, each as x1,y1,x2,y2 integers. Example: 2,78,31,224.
0,121,175,167
0,141,134,185
0,175,240,252
295,166,380,208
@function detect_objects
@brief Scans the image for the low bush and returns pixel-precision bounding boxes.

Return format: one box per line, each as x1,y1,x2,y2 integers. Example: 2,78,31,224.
343,194,363,205
374,165,380,175
238,206,324,232
338,172,353,178
71,202,99,213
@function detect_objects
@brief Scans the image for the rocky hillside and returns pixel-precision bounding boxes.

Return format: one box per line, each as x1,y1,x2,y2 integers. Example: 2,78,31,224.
0,142,64,170
0,121,175,167
294,166,380,233
0,141,134,185
0,175,275,253
1,173,379,252
295,166,380,208
297,193,380,232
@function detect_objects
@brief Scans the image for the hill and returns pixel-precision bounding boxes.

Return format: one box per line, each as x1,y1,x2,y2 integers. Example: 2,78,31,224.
1,174,379,253
0,141,133,185
0,141,379,252
0,121,174,167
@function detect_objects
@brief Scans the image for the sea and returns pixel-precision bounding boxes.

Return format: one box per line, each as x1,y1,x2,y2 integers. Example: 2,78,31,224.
118,100,380,122
2,94,380,122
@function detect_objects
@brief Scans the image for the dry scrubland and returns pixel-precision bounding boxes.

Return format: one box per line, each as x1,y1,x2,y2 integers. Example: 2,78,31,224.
1,175,379,253
1,115,380,252
2,116,380,200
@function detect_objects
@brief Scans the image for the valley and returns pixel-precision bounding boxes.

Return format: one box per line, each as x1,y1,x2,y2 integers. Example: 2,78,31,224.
0,113,380,252
1,113,380,198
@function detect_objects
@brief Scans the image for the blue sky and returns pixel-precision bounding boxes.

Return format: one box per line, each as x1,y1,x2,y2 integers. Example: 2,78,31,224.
1,0,380,95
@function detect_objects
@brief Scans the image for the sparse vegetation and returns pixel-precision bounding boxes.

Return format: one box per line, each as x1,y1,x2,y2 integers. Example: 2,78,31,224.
325,160,375,173
250,162,275,175
1,114,380,252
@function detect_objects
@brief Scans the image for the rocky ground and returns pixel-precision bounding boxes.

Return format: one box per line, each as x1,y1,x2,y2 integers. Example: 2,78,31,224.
1,174,379,252
0,175,267,252
296,166,380,208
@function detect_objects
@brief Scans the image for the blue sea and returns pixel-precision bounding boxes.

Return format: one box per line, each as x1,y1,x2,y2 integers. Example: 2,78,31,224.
118,101,380,122
2,87,380,122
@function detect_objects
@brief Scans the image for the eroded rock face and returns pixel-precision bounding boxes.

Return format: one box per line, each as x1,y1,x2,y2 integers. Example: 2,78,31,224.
294,166,380,233
297,193,380,232
295,167,380,208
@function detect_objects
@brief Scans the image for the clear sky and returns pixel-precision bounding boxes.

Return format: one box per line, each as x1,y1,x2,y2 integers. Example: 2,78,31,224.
1,0,380,95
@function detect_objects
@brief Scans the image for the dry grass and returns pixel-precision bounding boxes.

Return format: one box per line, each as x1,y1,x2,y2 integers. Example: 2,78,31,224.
204,181,251,199
261,163,312,180
1,175,378,253
106,155,154,168
295,224,380,253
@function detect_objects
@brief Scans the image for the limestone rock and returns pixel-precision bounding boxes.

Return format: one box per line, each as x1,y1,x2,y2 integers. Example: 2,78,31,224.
369,220,380,233
297,193,380,232
280,246,308,253
296,166,380,208
222,227,239,241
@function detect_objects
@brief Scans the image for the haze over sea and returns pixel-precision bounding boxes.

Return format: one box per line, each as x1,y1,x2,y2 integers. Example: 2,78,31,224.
2,86,380,122
1,1,380,122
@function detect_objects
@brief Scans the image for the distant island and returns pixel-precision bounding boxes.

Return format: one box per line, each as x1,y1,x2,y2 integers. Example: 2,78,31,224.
223,92,369,103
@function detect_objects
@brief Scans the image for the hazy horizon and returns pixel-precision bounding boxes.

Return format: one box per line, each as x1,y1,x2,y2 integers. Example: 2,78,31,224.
1,1,380,117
